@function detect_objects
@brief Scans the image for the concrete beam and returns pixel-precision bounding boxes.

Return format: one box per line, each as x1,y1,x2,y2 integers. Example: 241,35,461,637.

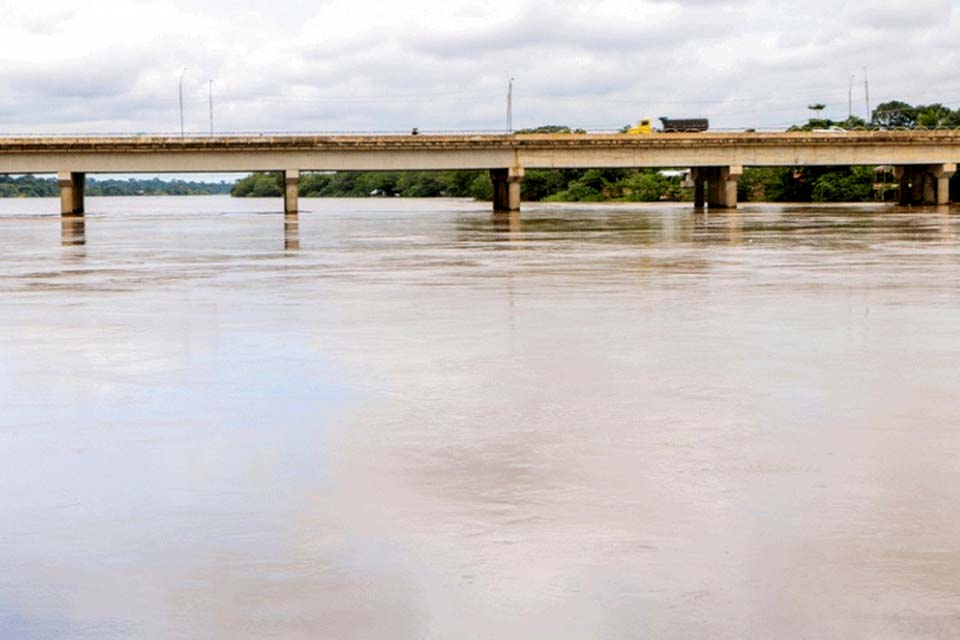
57,171,85,216
284,169,299,214
0,132,958,175
2,133,960,175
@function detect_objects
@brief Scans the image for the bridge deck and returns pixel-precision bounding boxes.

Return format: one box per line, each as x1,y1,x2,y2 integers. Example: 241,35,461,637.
2,131,957,212
1,131,960,153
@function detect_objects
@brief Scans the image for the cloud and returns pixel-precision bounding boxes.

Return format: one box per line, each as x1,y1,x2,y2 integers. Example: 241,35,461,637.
0,0,958,133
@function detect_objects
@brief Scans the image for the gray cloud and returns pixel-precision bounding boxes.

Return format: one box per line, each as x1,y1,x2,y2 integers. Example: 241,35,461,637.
0,0,957,134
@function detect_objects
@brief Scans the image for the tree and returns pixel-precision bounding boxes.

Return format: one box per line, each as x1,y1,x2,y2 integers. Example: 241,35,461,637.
522,169,570,201
620,172,667,201
872,100,916,128
913,104,960,128
811,166,874,202
232,172,282,197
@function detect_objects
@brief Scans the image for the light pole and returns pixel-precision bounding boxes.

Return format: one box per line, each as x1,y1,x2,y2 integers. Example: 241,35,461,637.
863,66,870,123
179,67,188,137
506,76,514,134
208,79,213,135
848,73,855,121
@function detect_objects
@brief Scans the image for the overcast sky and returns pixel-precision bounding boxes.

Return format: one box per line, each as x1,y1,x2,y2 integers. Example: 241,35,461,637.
1,0,959,134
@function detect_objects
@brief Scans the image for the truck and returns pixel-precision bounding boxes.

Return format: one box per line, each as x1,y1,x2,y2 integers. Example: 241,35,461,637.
626,117,709,134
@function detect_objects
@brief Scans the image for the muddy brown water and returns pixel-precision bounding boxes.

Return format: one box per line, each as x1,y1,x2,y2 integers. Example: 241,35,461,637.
1,196,959,638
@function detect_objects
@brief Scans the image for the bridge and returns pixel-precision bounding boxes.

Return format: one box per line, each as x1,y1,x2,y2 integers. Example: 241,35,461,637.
0,131,957,215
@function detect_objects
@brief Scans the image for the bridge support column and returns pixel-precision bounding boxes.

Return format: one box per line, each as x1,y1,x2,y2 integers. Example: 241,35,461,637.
693,171,706,209
691,166,741,209
895,163,955,205
283,169,299,214
491,166,523,212
58,171,85,215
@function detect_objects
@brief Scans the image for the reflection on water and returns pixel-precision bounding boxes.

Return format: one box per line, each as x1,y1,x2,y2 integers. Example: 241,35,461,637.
490,210,522,236
60,214,85,246
284,213,300,251
1,196,960,639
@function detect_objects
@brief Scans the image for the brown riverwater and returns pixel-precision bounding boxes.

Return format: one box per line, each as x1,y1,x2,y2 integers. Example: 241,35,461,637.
1,196,959,639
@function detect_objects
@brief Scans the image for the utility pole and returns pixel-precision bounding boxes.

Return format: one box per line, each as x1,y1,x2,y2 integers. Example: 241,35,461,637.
848,73,855,121
863,66,870,123
506,76,514,134
179,67,188,137
208,79,214,135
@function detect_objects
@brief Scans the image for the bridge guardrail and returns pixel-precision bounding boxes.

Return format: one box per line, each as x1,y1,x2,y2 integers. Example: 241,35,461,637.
2,126,960,139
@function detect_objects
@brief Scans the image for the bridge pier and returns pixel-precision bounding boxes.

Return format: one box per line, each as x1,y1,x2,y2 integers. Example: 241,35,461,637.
58,171,85,215
284,169,299,214
895,163,955,205
491,166,523,212
692,166,741,209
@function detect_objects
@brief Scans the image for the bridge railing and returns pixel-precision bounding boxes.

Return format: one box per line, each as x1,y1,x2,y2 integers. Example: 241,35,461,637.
2,126,960,138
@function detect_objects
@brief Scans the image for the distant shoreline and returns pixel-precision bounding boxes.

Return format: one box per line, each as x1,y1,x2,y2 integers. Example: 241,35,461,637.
0,176,234,197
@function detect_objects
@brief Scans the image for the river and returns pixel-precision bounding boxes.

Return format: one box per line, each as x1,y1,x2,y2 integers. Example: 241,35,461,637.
1,196,959,638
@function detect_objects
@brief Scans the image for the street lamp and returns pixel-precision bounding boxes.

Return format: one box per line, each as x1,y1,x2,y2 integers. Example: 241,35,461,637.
506,76,514,134
208,79,214,135
179,67,188,137
863,66,870,123
848,73,855,121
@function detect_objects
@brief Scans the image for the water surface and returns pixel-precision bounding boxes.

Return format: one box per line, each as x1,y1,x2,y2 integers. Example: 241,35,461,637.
2,196,959,638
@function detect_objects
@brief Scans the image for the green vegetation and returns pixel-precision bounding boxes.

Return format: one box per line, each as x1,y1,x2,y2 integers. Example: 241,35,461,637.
737,166,882,203
231,168,689,203
0,175,58,197
231,170,492,200
872,101,960,129
0,175,233,197
540,169,687,202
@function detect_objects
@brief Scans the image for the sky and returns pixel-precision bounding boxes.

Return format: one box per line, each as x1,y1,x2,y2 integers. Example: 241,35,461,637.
1,0,959,135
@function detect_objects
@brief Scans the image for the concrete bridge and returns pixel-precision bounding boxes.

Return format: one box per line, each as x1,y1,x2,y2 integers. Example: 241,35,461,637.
0,131,957,215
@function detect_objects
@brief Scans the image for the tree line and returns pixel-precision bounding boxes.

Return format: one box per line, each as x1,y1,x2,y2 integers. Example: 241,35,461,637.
0,176,233,198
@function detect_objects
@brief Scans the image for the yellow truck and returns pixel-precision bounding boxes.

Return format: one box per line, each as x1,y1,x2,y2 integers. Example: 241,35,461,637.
626,119,653,134
627,117,709,134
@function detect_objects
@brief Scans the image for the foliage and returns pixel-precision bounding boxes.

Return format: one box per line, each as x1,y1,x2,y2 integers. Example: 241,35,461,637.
0,175,58,197
541,168,682,202
872,100,916,128
619,172,670,201
516,125,587,134
518,169,568,201
810,166,875,202
738,167,792,201
872,101,960,128
0,175,232,197
738,166,877,202
789,115,867,131
232,172,283,197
